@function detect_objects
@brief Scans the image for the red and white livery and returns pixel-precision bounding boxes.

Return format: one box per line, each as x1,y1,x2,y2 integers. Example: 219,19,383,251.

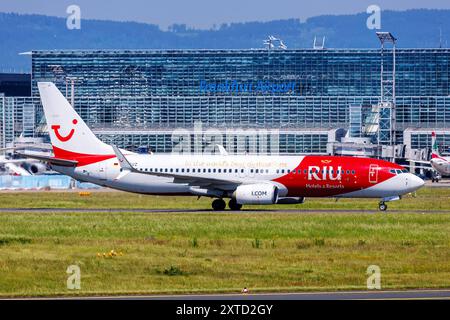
21,82,424,211
430,131,450,176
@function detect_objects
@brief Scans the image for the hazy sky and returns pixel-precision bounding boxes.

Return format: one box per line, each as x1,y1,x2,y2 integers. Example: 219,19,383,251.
1,0,449,29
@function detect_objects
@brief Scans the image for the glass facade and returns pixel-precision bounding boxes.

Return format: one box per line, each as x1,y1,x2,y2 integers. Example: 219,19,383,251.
24,49,450,153
0,95,35,148
410,133,450,155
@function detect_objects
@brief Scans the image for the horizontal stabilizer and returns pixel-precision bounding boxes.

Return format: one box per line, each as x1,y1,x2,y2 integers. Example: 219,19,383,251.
16,152,78,167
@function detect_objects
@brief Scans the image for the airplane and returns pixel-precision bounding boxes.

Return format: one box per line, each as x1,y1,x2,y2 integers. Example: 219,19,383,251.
0,149,48,176
18,82,425,211
0,156,33,176
430,131,450,177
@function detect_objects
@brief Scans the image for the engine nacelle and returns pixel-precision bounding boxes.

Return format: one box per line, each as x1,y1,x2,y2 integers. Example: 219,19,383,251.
234,184,279,205
28,163,47,174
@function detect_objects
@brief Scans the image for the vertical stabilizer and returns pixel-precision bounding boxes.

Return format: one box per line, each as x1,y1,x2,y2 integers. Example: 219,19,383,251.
431,131,440,159
38,82,112,157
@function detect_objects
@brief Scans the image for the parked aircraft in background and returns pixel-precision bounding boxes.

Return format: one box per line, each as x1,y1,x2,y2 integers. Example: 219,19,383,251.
0,150,48,176
430,131,450,178
18,82,424,211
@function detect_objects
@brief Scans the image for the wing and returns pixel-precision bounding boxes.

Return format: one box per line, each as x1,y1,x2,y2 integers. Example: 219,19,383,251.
0,158,33,164
112,145,240,191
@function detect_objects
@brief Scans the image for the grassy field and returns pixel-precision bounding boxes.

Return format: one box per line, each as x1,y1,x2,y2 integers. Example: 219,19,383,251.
0,188,449,297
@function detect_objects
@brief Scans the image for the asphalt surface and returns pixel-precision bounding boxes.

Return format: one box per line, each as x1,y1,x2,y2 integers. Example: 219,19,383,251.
0,207,449,214
13,289,450,300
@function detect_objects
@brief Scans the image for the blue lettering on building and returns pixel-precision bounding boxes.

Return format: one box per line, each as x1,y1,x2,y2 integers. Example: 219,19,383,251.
199,80,296,94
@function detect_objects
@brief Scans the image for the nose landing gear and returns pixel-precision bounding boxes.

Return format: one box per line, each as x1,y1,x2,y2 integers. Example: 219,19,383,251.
378,196,400,211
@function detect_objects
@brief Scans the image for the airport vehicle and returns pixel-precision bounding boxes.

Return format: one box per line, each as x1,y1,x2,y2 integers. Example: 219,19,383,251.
19,82,424,211
430,131,450,179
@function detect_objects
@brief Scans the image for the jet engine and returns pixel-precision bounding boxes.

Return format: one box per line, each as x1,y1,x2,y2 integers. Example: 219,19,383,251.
28,162,47,174
234,184,279,205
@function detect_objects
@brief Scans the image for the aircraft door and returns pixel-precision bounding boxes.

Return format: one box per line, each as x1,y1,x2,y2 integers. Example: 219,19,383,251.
369,164,379,184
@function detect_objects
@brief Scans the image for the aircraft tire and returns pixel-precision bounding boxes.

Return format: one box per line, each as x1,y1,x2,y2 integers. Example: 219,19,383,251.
228,198,243,211
378,202,387,211
212,198,226,211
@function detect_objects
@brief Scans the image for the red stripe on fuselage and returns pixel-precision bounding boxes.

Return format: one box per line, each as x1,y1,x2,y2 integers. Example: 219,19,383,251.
431,153,448,161
52,146,115,167
273,156,402,197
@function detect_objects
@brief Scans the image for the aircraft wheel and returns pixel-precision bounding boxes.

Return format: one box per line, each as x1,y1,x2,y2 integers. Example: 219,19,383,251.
212,199,226,211
228,198,242,211
378,202,387,211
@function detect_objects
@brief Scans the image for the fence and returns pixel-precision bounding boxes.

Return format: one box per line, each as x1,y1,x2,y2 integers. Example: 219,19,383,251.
0,175,101,190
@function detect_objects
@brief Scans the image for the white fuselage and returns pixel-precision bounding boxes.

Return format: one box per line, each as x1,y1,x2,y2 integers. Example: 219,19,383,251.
431,157,450,175
51,153,424,199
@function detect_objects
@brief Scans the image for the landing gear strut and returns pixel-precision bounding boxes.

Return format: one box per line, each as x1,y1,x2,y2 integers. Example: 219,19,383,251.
212,198,226,211
228,198,242,211
378,202,387,211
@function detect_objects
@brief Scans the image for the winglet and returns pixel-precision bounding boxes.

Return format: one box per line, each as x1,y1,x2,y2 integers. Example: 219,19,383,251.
111,145,136,180
112,145,134,171
216,144,229,156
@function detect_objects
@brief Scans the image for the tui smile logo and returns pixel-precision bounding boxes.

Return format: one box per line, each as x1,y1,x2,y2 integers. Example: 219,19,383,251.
51,119,77,142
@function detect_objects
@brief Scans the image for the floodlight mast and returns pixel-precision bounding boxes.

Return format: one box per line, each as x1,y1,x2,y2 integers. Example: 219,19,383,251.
376,32,397,160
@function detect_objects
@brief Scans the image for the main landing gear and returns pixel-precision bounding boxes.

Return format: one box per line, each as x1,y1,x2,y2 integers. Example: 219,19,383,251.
211,198,242,211
212,198,226,211
228,198,242,211
378,201,387,211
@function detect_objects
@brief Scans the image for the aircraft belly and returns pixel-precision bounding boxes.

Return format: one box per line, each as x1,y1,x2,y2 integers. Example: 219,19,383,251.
110,172,190,194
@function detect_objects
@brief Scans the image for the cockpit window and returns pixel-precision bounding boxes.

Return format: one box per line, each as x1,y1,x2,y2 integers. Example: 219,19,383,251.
390,169,409,175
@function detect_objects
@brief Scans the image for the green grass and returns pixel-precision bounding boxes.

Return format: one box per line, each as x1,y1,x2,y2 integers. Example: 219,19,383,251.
0,188,449,297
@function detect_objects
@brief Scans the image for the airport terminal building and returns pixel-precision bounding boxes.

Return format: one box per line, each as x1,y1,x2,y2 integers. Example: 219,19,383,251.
1,47,450,157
